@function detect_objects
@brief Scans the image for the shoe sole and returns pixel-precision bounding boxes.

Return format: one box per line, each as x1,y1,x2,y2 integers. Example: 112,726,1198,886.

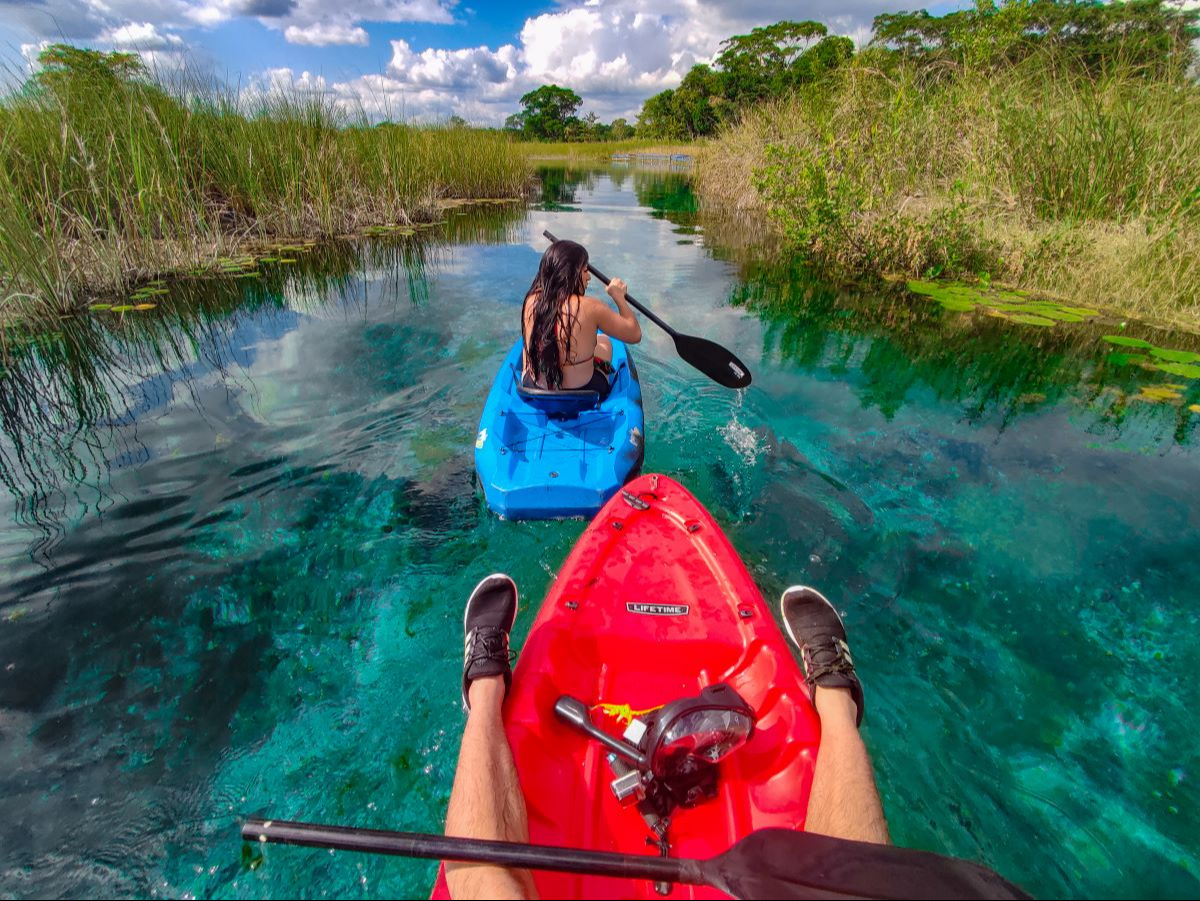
778,585,845,652
464,572,518,633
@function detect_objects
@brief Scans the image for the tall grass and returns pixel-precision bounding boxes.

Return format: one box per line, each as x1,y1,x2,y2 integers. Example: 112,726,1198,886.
695,51,1200,327
0,65,529,323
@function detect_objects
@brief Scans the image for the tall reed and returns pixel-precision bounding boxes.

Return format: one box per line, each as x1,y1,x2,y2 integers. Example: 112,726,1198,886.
695,50,1200,327
0,59,529,322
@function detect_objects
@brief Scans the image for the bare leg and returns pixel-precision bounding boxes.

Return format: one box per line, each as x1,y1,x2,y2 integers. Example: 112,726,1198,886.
444,677,538,900
594,335,613,363
805,686,891,845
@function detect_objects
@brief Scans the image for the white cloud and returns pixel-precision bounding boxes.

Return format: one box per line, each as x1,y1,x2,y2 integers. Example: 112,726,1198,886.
387,39,519,89
5,0,459,45
284,21,370,45
100,21,187,51
6,0,930,122
314,0,905,124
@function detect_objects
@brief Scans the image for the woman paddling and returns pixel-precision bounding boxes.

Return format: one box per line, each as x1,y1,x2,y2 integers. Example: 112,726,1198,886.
522,239,641,399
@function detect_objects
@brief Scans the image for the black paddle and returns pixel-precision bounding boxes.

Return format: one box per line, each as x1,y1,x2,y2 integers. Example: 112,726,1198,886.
543,229,753,389
241,818,1030,900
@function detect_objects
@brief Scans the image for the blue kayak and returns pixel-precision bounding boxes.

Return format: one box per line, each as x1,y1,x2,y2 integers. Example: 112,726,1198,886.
474,338,645,519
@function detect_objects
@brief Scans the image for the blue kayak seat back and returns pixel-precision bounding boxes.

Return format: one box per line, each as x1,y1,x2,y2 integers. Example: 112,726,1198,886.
513,367,600,418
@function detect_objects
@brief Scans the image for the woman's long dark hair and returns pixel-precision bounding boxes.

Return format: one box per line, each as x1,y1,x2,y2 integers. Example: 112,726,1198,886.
523,240,588,388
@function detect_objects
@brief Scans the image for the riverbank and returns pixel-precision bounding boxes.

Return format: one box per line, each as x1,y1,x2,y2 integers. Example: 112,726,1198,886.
517,139,696,160
0,56,528,326
694,52,1200,331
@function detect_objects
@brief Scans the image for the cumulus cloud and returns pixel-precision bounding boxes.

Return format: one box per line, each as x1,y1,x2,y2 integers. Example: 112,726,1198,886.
5,0,917,121
285,21,370,45
387,39,519,89
4,0,459,47
100,21,187,51
313,0,908,124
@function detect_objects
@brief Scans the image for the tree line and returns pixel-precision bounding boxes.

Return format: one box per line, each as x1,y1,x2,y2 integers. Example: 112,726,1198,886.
504,0,1197,143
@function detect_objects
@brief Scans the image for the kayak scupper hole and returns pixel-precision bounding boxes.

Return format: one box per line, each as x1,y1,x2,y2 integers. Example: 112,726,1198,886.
738,608,753,619
685,519,701,533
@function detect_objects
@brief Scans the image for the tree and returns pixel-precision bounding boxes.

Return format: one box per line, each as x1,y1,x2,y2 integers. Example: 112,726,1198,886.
448,114,467,128
515,84,583,140
717,20,829,106
34,43,147,98
871,0,1199,74
634,20,856,137
674,64,721,137
610,117,632,140
636,89,685,139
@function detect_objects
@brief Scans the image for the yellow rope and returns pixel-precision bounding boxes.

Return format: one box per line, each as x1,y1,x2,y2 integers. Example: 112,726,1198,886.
591,702,664,725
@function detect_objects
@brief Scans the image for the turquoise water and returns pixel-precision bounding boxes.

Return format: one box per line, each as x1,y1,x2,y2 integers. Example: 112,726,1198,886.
1,166,1198,899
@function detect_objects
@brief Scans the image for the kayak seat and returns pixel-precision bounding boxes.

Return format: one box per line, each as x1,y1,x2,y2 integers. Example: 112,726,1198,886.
513,367,600,418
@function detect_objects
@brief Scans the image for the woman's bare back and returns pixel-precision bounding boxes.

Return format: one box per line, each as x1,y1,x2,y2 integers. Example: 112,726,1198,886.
522,293,600,389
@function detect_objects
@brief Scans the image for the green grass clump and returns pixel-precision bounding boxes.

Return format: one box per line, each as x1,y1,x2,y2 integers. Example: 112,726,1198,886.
0,48,529,322
695,49,1200,329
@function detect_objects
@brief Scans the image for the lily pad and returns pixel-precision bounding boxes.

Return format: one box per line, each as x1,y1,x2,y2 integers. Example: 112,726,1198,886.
1006,313,1056,327
1102,335,1153,348
1057,305,1099,317
1024,307,1084,322
278,258,298,264
111,304,135,312
1106,352,1149,366
133,303,157,311
1151,362,1200,379
1149,347,1200,364
907,280,942,296
937,298,977,311
1190,404,1200,414
89,304,112,311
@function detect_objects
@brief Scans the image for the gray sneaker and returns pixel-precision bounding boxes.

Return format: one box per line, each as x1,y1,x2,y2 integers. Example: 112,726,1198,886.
780,586,865,727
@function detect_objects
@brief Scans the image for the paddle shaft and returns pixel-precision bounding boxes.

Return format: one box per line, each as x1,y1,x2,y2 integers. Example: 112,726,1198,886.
242,819,702,886
542,229,675,336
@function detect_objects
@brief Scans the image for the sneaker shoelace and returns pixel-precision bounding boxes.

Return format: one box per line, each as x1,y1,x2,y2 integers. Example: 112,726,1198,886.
466,626,512,669
801,635,855,685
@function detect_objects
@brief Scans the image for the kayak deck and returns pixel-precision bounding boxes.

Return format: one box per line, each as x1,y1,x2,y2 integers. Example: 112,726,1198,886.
434,474,821,899
474,339,644,520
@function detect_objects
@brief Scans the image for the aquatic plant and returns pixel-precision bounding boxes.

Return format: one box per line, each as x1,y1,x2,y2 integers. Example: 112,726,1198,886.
695,47,1200,328
0,46,530,324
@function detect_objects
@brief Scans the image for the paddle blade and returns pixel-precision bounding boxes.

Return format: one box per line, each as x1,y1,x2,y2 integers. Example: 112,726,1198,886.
701,829,1031,901
673,332,753,388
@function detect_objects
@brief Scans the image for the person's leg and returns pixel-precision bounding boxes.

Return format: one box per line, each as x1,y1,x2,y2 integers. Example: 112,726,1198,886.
444,676,537,900
805,685,890,844
594,334,613,363
444,575,538,900
781,586,891,846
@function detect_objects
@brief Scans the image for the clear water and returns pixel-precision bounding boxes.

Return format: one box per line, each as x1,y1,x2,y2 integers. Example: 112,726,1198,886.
2,166,1198,900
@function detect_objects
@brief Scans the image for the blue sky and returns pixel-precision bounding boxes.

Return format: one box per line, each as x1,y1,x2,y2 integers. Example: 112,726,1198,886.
0,0,969,123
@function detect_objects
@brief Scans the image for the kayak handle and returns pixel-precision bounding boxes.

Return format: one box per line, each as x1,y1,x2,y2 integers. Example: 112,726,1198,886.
554,696,648,768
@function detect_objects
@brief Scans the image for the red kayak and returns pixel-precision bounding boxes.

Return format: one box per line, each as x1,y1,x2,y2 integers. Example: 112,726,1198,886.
433,473,821,899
